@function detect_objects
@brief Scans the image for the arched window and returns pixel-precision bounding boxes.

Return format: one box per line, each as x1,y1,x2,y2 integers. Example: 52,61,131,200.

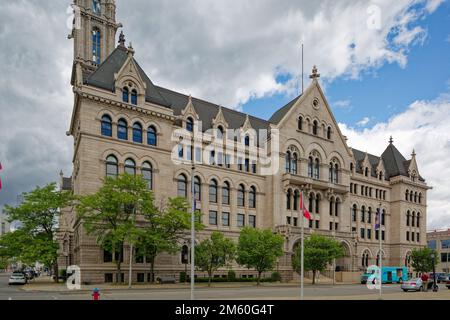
329,163,333,182
217,126,224,139
92,28,101,64
350,163,354,172
209,179,218,203
122,87,129,103
141,162,153,190
194,176,201,201
286,189,292,210
308,193,314,213
244,135,250,147
334,164,339,183
101,114,112,137
335,198,340,217
177,174,187,198
117,118,128,140
147,126,157,146
308,157,313,178
327,126,331,139
124,159,136,176
222,182,230,205
365,167,369,177
361,206,366,223
132,122,143,143
417,213,420,228
249,186,256,208
237,184,245,207
106,155,118,178
293,190,299,211
313,121,318,135
407,211,410,226
186,117,194,133
131,89,138,105
329,197,334,216
405,190,409,201
419,193,422,204
381,210,386,226
409,191,414,202
313,159,320,179
291,153,298,175
352,204,357,222
298,117,303,130
285,151,291,173
411,212,415,227
367,207,372,223
92,0,101,14
315,194,320,214
414,192,418,203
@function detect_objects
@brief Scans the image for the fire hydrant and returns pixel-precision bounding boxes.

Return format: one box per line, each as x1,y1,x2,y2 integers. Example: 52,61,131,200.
92,288,100,301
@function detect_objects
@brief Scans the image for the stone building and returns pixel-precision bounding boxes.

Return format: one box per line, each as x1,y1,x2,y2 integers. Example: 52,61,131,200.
57,0,430,283
427,229,450,273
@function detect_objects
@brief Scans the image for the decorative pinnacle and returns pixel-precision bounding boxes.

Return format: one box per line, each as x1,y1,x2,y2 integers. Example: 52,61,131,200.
118,30,125,47
309,65,320,79
389,136,394,144
412,149,416,157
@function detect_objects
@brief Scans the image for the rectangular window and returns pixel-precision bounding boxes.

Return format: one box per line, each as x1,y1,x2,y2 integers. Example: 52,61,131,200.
382,230,385,241
103,250,113,263
225,154,231,168
441,239,450,249
238,157,243,171
252,162,257,174
293,217,298,227
309,220,313,228
105,273,113,283
209,150,216,165
245,158,250,172
222,187,230,205
367,229,372,239
329,222,333,231
209,211,218,225
334,223,338,231
137,273,145,283
406,231,410,241
222,212,230,227
218,152,223,166
411,232,415,242
287,216,291,225
187,145,193,161
428,240,436,249
441,253,448,263
360,228,365,239
209,185,217,203
178,145,184,159
249,215,256,228
195,147,202,163
375,230,379,240
237,214,245,227
417,233,420,242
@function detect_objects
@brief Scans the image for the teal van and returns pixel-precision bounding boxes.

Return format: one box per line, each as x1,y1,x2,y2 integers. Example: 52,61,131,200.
361,266,408,284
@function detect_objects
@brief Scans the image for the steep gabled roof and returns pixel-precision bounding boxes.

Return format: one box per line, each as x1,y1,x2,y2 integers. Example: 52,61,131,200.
381,143,410,179
85,47,171,107
268,95,301,124
351,149,380,178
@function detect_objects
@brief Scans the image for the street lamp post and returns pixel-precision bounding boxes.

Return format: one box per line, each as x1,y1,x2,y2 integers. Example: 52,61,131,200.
431,253,438,292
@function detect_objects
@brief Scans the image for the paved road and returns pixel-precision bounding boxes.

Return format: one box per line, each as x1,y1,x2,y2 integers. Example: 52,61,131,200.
1,273,448,300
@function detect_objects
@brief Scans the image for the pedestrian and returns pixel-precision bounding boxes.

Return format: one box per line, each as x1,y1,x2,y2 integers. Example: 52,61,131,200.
421,272,429,292
92,288,100,300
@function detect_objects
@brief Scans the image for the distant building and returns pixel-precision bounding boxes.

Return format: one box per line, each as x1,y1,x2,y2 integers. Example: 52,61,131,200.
427,229,450,273
0,210,10,236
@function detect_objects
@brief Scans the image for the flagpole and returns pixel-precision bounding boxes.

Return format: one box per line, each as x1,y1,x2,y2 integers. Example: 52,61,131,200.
378,204,382,300
300,190,305,300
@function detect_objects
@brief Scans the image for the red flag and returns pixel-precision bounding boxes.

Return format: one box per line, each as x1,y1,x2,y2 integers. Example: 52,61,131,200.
299,192,311,220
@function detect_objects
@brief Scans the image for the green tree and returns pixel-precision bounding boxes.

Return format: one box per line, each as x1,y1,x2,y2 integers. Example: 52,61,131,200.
237,228,284,285
195,231,235,286
77,174,157,283
3,183,73,282
138,197,203,283
411,247,438,273
292,234,344,284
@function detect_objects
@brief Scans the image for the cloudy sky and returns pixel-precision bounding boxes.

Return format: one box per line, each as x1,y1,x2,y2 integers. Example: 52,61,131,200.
0,0,449,230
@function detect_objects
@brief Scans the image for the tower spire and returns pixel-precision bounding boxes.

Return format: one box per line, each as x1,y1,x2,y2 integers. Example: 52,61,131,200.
309,65,320,80
118,30,126,47
389,136,394,144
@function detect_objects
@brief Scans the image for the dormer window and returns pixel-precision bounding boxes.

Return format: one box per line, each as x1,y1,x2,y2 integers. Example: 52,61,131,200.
364,167,369,177
244,135,250,147
217,126,224,139
186,117,194,132
122,87,129,103
131,89,138,105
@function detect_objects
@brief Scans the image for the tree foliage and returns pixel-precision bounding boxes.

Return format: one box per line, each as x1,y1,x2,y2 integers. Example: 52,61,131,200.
195,232,235,286
1,183,73,281
292,234,344,284
411,247,438,273
236,228,284,285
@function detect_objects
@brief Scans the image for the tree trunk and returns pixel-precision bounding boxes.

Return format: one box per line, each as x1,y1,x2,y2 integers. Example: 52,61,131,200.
257,271,262,286
116,251,122,284
208,269,212,287
150,256,155,283
53,263,59,283
312,270,316,285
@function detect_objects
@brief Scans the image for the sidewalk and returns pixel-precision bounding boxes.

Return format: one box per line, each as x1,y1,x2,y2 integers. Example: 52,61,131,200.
21,276,356,293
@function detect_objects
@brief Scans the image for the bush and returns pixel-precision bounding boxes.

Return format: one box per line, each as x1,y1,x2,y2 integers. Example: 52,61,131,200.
227,270,236,282
179,272,187,283
271,272,281,282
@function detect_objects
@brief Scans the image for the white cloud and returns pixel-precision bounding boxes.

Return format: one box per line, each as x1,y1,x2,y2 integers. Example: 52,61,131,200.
356,117,371,127
339,93,450,230
333,100,352,109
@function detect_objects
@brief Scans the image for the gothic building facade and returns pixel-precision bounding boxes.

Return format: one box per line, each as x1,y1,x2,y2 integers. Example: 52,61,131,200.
58,0,430,283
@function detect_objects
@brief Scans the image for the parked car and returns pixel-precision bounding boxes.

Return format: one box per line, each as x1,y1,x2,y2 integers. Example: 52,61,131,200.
436,274,450,283
401,278,425,292
8,272,27,285
446,280,450,290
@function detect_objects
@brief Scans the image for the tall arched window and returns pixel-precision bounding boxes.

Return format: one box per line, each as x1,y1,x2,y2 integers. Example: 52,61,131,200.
414,192,418,203
237,184,245,207
418,193,422,204
315,194,320,214
329,163,333,182
209,179,218,203
193,176,201,201
147,126,157,146
411,212,415,227
417,213,420,227
117,118,128,140
141,162,153,190
352,204,358,222
222,182,230,205
365,167,369,177
313,159,320,179
313,121,318,135
361,206,366,222
244,135,250,147
106,155,118,178
131,89,138,105
217,126,224,140
327,127,331,139
367,207,372,223
293,190,299,211
308,157,313,178
350,163,354,172
381,209,386,226
124,159,136,176
92,28,101,64
249,186,256,208
335,198,340,217
405,190,409,201
101,115,112,137
122,87,129,103
329,197,334,216
308,193,314,213
286,189,292,210
133,122,143,143
285,151,291,173
334,164,339,183
410,191,414,202
298,117,303,130
177,174,187,198
186,117,194,133
291,153,298,175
